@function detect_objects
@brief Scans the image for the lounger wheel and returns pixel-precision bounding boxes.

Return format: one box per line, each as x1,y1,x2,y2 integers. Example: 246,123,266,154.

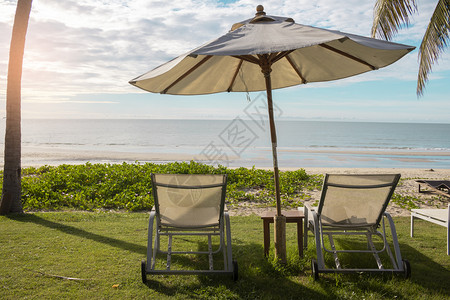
402,259,411,279
311,259,319,281
141,260,147,284
232,260,238,281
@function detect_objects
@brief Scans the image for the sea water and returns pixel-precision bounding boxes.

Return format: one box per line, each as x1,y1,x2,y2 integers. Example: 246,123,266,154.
2,119,450,168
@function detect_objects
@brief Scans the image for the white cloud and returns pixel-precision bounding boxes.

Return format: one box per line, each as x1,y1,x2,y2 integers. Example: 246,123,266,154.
0,0,448,121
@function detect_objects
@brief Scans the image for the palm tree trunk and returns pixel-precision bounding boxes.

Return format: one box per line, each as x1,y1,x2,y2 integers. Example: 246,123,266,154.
0,0,33,215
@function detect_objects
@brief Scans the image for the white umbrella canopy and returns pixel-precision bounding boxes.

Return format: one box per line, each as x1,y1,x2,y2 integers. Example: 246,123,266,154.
130,7,414,95
130,5,414,262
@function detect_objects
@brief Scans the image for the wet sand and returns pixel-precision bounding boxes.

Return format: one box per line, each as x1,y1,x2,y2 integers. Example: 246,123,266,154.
9,146,450,169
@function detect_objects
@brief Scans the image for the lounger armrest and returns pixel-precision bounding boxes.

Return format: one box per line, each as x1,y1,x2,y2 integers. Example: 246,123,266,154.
304,203,318,223
304,203,315,212
304,203,325,268
304,203,320,233
382,211,404,267
303,203,316,249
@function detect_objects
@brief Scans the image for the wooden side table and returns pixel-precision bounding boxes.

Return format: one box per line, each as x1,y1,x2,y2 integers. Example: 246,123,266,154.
260,210,304,257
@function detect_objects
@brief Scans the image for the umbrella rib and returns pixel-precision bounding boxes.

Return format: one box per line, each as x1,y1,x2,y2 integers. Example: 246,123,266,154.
319,44,377,70
285,54,307,84
227,59,243,92
233,55,260,65
267,52,278,62
162,55,213,94
271,50,294,64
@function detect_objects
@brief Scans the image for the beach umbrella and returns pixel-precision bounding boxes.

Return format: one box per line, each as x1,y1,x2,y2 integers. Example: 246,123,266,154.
129,5,415,261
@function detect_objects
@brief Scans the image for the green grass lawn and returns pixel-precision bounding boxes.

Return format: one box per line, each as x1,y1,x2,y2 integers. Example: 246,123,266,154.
1,212,449,299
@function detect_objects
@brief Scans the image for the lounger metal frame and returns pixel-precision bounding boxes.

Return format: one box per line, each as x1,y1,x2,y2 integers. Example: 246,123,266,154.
141,174,237,283
304,174,411,279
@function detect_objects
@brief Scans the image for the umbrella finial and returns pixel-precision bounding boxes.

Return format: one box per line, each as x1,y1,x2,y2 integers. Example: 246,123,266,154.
251,5,274,23
256,5,265,16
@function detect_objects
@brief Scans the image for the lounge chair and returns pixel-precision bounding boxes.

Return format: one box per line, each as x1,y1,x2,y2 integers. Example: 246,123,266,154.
416,180,450,198
411,204,449,255
141,173,237,283
304,174,410,280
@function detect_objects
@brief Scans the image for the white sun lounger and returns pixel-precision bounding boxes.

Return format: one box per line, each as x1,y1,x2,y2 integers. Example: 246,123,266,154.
305,174,410,280
141,174,237,283
410,204,450,255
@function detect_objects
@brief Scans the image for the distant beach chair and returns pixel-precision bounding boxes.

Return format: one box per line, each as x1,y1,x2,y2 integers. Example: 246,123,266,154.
416,180,450,198
141,173,237,284
411,204,450,255
304,174,411,280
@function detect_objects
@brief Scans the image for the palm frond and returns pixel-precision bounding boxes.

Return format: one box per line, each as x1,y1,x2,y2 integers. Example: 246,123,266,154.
371,0,417,40
417,0,450,96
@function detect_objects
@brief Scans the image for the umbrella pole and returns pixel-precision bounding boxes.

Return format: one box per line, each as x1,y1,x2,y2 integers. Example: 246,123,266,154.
263,66,287,263
265,86,282,216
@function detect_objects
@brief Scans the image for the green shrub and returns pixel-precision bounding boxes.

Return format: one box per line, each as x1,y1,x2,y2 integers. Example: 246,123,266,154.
18,161,315,212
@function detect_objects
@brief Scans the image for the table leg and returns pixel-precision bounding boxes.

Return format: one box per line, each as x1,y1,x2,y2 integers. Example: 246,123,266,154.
263,220,270,257
447,205,449,255
297,219,303,257
447,222,449,255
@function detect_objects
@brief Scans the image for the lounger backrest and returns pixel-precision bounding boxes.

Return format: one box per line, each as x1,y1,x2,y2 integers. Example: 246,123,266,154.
318,174,400,228
151,174,227,228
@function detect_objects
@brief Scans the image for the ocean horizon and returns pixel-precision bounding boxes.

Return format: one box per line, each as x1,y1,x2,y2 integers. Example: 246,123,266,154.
1,119,450,169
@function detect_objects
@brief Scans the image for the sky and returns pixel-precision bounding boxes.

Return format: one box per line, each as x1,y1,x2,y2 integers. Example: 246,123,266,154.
0,0,449,123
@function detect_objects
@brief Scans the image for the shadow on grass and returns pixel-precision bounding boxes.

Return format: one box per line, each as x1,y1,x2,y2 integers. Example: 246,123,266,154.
8,213,146,255
143,239,330,300
401,243,450,293
307,239,450,299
